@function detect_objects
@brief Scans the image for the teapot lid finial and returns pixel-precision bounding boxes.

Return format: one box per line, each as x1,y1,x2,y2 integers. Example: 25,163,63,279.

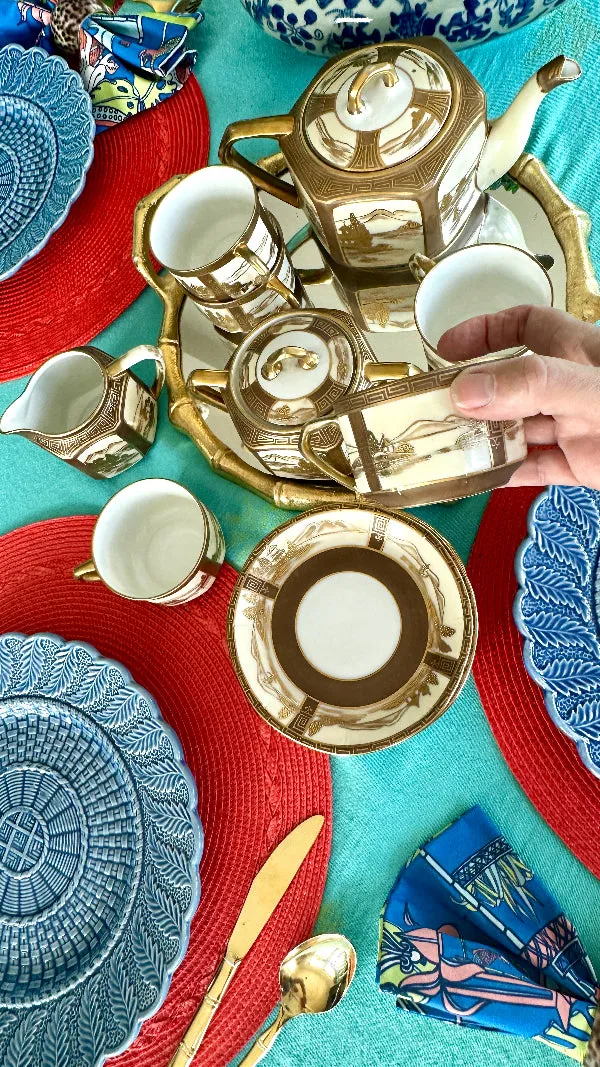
302,44,453,173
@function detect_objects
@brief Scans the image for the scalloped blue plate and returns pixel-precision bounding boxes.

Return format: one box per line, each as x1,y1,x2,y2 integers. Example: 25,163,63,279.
0,46,95,281
514,486,600,780
0,632,202,1067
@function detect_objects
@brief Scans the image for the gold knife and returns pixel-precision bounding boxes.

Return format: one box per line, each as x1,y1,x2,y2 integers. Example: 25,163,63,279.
168,814,325,1067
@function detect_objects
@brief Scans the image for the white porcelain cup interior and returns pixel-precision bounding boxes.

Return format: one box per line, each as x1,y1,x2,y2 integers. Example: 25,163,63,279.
150,166,259,272
92,479,208,600
414,244,553,358
1,351,104,436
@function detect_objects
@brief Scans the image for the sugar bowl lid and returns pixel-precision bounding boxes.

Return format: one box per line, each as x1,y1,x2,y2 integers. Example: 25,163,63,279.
302,44,453,173
229,309,371,432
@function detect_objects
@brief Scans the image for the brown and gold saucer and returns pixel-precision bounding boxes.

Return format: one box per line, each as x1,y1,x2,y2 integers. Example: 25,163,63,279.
227,504,477,755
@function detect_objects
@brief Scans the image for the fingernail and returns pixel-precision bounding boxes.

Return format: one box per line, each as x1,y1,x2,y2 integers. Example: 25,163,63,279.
451,371,495,410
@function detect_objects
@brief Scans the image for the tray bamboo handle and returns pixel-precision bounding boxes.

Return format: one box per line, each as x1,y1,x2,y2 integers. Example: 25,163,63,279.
219,116,300,207
168,956,240,1067
508,154,600,323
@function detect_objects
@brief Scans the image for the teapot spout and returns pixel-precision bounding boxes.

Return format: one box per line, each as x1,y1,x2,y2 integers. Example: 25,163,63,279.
476,55,581,191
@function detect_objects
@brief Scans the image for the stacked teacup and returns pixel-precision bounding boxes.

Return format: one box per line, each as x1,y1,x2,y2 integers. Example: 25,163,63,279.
149,166,307,339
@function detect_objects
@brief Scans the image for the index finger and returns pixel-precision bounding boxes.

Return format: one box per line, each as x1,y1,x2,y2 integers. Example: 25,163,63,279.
437,305,600,366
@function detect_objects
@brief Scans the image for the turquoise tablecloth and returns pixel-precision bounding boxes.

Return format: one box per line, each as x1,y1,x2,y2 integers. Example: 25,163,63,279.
1,2,600,1063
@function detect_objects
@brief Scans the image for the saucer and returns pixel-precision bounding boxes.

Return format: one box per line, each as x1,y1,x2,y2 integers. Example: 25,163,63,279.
228,505,477,755
515,486,600,780
0,46,94,281
0,632,202,1065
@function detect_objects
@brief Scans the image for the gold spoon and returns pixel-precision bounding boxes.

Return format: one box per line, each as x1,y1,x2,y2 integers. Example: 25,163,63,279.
238,934,357,1066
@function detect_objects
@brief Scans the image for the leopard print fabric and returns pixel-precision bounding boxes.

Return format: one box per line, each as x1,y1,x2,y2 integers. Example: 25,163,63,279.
50,0,109,56
585,1008,600,1066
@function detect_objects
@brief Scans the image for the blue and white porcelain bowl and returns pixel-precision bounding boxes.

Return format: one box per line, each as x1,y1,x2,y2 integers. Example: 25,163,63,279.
514,486,600,780
241,0,567,55
0,45,94,281
0,632,202,1067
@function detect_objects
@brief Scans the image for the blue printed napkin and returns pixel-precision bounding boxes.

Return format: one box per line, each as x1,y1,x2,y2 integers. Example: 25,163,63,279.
0,1,201,130
378,807,599,1062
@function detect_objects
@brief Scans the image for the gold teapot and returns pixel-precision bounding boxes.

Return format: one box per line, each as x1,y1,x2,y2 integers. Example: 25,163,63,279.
187,308,414,480
220,41,580,272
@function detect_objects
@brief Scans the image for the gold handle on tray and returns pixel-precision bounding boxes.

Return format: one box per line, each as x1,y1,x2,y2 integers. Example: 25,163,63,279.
347,62,399,116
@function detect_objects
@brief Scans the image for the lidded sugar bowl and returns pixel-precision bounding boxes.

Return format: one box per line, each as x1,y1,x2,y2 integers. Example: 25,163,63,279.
220,41,580,271
187,308,384,479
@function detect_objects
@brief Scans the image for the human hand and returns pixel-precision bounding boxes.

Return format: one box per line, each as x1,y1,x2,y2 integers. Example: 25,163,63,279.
437,305,600,489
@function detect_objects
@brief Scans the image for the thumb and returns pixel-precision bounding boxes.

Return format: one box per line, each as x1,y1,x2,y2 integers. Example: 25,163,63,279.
449,353,600,420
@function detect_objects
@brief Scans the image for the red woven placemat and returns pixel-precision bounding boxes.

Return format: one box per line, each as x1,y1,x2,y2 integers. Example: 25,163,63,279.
0,77,209,383
467,486,600,879
0,515,332,1067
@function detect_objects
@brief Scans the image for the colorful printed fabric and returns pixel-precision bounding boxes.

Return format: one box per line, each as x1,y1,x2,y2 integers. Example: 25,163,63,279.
0,2,202,131
378,807,599,1062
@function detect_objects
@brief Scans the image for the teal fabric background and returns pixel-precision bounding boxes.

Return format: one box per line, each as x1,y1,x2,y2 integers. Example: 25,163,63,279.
1,1,600,1063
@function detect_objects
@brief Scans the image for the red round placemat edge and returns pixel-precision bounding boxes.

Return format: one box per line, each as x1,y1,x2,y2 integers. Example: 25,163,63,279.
0,514,332,1067
467,486,600,879
0,77,210,382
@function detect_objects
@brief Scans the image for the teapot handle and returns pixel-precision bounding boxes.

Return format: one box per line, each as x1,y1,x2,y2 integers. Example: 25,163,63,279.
107,344,165,400
219,116,301,208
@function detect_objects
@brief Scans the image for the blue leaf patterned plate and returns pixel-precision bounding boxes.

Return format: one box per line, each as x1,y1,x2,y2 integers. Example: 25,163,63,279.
0,632,202,1067
514,486,600,780
0,45,95,281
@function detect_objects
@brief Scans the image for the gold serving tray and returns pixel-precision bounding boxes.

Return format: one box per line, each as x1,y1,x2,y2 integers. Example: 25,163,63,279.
133,154,600,513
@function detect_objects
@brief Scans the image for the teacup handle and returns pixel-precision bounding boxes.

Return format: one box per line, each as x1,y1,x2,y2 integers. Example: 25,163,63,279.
73,559,101,582
234,243,300,307
408,253,436,283
106,344,165,400
299,417,355,492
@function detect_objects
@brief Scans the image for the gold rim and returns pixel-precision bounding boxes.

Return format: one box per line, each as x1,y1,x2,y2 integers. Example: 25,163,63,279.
413,241,555,358
226,503,478,756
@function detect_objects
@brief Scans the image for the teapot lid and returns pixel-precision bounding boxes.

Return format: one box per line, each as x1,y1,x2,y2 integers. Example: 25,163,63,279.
229,309,366,432
302,45,452,173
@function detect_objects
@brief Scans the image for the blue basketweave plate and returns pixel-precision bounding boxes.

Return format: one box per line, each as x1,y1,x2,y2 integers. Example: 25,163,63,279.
0,632,202,1067
514,486,600,781
0,46,94,281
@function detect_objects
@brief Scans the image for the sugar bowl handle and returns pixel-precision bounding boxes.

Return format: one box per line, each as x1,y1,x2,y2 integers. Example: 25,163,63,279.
187,369,229,412
347,62,399,116
363,361,422,382
299,417,355,491
106,344,165,400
